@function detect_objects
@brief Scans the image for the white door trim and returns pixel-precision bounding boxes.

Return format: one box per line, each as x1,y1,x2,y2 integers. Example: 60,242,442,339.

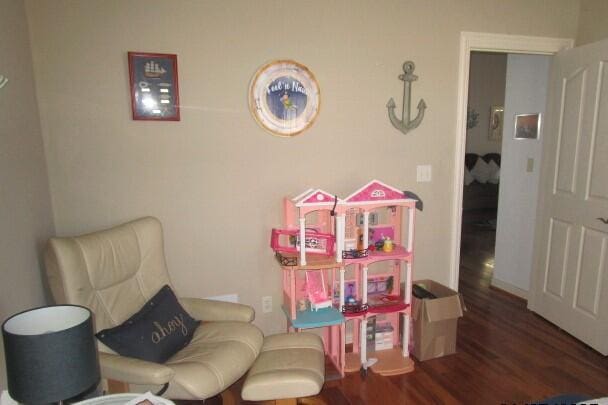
448,32,574,291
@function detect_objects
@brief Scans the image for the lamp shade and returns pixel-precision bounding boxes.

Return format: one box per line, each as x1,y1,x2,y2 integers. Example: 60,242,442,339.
2,305,100,404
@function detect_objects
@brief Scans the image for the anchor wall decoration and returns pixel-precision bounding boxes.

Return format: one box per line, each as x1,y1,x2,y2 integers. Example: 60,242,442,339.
387,61,427,135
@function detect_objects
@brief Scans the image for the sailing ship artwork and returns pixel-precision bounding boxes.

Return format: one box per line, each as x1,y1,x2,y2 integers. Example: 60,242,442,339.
128,52,180,121
144,61,167,78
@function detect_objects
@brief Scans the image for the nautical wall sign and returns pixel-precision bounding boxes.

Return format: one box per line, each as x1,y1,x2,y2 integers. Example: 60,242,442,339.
128,52,180,121
387,61,426,135
249,60,320,137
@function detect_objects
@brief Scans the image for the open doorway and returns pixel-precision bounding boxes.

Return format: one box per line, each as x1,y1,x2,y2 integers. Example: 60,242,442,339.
459,52,505,290
459,50,553,299
449,33,573,293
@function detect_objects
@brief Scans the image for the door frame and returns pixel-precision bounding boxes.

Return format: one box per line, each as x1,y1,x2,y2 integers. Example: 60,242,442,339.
448,32,574,291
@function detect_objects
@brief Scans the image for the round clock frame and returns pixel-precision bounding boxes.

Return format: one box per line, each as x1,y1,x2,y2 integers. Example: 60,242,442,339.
249,60,320,137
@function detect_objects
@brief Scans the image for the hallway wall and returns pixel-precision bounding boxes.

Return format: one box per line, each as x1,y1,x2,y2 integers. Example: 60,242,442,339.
493,54,551,297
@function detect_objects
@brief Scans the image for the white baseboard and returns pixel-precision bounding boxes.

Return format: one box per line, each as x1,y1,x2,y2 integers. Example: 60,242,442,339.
490,278,528,300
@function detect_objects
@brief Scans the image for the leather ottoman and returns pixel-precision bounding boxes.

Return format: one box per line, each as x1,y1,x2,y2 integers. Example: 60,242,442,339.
241,332,325,404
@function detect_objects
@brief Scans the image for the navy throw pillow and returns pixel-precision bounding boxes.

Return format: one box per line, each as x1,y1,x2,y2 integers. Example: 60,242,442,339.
96,285,200,363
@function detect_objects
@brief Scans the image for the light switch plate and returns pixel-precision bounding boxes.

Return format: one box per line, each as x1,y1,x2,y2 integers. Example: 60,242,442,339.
527,158,534,172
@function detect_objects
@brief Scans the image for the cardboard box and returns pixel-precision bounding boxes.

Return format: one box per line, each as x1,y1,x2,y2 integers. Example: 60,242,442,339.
411,279,465,361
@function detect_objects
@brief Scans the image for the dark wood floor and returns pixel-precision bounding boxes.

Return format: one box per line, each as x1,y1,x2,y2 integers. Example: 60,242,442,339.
208,219,608,404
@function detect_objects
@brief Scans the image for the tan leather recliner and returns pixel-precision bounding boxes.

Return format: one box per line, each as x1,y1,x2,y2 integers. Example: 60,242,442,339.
44,216,263,400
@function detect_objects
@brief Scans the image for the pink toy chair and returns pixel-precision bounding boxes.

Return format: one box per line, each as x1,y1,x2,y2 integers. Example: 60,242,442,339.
305,271,332,311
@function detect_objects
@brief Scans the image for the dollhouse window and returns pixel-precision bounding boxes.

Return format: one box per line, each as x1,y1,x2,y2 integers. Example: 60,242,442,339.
371,189,386,198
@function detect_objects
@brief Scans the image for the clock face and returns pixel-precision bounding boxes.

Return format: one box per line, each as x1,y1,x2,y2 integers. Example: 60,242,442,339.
249,60,320,137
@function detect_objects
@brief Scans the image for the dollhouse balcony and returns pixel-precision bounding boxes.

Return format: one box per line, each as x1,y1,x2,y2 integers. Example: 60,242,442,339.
367,301,409,314
368,245,412,261
341,296,408,317
342,302,369,318
275,252,342,269
342,249,369,260
344,245,412,264
276,245,412,269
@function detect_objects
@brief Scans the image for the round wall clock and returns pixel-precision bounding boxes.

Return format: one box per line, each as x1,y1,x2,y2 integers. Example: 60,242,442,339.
249,60,320,137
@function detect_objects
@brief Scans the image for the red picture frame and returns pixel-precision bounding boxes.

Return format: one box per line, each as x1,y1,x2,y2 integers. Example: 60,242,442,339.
128,52,180,121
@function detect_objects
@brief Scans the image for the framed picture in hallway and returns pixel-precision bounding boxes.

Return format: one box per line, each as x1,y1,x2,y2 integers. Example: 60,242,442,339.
128,52,180,121
488,105,504,141
514,113,541,139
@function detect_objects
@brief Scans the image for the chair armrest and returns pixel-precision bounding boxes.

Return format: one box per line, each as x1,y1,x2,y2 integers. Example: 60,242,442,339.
180,297,255,322
99,352,175,385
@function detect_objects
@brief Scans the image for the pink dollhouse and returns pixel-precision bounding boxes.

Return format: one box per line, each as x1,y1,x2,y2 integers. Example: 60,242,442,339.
270,180,420,377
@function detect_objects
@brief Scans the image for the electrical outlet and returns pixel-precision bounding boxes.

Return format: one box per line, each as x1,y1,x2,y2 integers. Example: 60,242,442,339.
262,296,273,313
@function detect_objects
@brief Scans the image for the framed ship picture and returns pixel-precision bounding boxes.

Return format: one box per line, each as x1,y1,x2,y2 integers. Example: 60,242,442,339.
128,52,180,121
249,60,320,137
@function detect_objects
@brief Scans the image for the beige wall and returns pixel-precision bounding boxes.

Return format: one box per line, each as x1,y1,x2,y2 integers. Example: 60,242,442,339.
24,0,580,334
576,0,608,45
466,52,507,155
0,0,55,390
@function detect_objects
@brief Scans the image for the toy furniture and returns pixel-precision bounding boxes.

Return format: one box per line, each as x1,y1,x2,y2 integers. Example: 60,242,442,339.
270,180,420,377
270,228,335,257
306,270,333,311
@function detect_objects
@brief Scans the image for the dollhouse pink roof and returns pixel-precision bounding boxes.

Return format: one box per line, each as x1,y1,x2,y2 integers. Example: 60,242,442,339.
344,180,407,204
294,189,340,207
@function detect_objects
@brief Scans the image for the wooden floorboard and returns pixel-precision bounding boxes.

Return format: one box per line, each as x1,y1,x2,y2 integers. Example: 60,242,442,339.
189,222,608,404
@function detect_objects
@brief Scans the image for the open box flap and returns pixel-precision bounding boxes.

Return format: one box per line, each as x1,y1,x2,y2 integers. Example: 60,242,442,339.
413,280,465,322
423,294,464,322
415,279,457,298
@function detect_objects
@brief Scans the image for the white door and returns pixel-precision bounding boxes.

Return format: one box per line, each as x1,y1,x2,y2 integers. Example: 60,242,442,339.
530,38,608,355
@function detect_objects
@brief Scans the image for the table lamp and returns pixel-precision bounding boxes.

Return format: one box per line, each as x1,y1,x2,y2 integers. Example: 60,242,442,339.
2,305,100,404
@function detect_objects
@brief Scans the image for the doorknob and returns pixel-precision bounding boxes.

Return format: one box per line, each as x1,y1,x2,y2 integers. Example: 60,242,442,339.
598,218,608,225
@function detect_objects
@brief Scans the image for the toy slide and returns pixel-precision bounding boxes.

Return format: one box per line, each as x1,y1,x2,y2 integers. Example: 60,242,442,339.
305,271,332,311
